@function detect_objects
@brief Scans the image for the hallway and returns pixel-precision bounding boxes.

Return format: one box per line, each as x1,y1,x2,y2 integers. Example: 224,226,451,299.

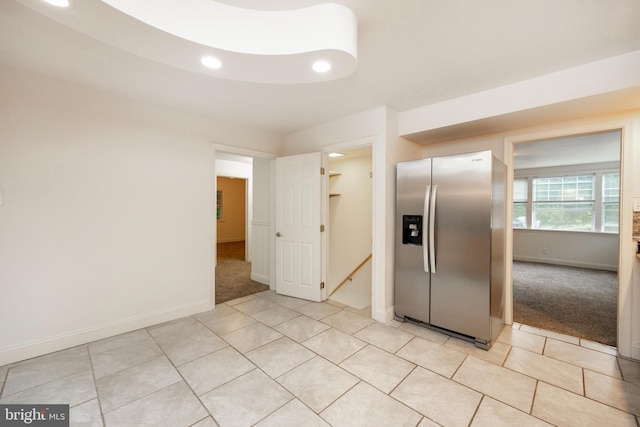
216,242,268,304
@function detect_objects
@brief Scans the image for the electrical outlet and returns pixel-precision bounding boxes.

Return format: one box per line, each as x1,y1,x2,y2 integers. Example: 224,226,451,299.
542,248,549,254
634,197,640,212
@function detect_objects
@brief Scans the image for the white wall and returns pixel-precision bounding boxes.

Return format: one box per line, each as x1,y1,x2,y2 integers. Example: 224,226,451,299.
216,159,252,179
0,66,281,365
252,158,272,222
513,230,618,271
282,108,385,155
329,260,372,310
399,50,640,136
420,135,505,163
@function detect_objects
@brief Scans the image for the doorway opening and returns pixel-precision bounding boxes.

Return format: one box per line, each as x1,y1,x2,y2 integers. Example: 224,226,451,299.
325,146,373,315
511,130,621,346
215,153,268,303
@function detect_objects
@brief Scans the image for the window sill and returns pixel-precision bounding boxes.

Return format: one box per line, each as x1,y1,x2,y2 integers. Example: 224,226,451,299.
512,228,618,237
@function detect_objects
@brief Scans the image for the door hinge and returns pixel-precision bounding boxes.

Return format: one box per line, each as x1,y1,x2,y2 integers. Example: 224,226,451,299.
320,224,325,232
320,282,325,289
320,167,325,175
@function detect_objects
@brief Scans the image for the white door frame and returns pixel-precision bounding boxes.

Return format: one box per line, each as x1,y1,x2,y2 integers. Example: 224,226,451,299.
504,117,634,358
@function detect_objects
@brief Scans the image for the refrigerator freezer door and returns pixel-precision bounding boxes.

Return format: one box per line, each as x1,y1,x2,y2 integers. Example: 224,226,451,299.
395,158,431,323
429,151,492,341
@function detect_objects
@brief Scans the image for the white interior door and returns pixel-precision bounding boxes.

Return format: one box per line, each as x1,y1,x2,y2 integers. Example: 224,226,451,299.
275,152,326,302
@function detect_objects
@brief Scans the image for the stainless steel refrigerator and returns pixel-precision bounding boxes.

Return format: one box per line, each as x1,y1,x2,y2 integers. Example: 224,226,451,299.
395,150,505,349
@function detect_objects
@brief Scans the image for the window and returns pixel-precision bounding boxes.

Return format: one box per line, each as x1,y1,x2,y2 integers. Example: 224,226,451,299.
216,190,223,221
532,175,595,231
513,178,528,228
602,172,619,233
513,170,618,233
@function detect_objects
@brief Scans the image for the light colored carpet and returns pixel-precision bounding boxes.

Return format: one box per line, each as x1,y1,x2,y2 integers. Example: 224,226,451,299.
216,242,268,304
512,261,617,346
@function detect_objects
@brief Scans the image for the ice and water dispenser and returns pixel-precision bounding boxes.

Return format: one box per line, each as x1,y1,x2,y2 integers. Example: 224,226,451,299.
402,215,423,245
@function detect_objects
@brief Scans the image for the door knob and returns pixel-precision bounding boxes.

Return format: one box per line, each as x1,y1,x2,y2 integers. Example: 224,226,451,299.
275,232,281,237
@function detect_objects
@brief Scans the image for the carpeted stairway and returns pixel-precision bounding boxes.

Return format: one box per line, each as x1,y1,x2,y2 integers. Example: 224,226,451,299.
216,241,268,304
512,261,617,346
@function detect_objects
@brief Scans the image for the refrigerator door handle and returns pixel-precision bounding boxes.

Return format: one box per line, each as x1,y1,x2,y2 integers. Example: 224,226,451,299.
429,185,437,273
423,185,431,272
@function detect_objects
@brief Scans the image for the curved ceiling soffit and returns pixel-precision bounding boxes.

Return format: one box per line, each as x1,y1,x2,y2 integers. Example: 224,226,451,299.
21,0,358,84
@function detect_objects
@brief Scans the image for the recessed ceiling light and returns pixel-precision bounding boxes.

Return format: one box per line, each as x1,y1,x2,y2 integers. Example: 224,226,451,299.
312,61,331,73
329,152,344,158
43,0,70,7
201,56,222,69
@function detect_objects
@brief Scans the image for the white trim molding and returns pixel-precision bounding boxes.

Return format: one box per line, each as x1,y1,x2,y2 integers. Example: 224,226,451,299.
0,300,211,366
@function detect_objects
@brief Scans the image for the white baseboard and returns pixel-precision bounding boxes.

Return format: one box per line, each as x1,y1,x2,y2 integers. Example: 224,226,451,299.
385,306,396,323
513,256,617,272
250,272,269,285
632,344,640,361
372,305,395,323
0,300,212,366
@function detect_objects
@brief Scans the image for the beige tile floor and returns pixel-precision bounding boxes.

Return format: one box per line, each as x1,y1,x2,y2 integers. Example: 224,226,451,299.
1,290,639,427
